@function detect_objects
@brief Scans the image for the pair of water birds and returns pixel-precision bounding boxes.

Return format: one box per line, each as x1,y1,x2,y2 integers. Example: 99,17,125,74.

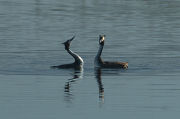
51,35,128,69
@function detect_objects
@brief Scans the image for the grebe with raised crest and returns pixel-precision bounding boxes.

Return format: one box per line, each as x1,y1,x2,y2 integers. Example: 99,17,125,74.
94,35,128,69
51,36,83,69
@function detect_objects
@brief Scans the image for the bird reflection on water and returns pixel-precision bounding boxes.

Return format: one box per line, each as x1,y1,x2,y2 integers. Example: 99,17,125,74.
63,68,83,106
94,68,105,108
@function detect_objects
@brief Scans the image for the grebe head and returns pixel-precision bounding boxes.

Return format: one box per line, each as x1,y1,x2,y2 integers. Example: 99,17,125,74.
62,36,75,50
99,35,105,46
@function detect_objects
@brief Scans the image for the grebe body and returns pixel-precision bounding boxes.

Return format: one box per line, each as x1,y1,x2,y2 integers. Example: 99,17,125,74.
51,36,83,69
94,35,128,69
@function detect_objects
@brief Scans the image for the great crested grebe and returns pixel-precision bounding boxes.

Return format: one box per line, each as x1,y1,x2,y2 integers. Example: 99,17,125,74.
51,36,83,69
94,35,128,69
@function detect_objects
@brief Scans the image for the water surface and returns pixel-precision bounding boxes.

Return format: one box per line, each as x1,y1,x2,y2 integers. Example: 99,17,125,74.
0,0,180,119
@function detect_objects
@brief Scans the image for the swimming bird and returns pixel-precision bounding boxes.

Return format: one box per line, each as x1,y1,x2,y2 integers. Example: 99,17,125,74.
94,35,128,69
51,36,83,69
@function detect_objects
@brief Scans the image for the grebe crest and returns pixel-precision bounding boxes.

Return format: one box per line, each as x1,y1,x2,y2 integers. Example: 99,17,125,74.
51,36,83,69
94,35,128,69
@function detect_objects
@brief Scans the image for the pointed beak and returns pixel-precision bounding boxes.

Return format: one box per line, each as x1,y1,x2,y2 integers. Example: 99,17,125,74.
69,36,75,42
62,36,75,44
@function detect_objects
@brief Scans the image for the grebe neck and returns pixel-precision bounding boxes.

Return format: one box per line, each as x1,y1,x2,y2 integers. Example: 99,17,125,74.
94,45,103,67
67,49,83,65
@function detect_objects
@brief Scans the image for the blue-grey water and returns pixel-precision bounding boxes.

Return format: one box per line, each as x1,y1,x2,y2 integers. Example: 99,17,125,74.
1,0,180,119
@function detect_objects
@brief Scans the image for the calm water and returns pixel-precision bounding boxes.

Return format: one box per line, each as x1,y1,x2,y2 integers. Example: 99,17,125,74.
0,0,180,118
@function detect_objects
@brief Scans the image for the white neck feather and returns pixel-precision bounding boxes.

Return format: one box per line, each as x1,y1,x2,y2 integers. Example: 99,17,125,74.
68,49,84,65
